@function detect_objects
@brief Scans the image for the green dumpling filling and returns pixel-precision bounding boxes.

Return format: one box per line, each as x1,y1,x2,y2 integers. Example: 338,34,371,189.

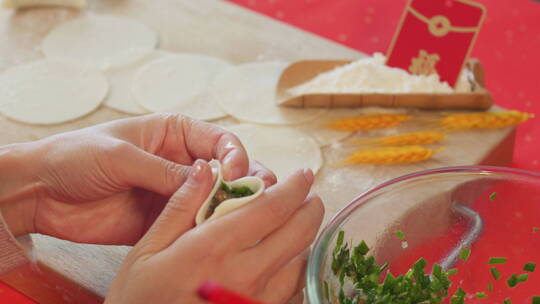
205,182,255,219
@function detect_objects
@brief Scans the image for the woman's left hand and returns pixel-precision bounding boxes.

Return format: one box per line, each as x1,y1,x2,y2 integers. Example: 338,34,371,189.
2,113,276,245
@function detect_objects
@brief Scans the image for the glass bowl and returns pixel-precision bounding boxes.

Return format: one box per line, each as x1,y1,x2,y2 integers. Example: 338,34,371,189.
306,166,540,303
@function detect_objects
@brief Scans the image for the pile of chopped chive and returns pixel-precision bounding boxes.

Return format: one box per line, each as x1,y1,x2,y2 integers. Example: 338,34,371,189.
329,230,455,304
328,231,539,304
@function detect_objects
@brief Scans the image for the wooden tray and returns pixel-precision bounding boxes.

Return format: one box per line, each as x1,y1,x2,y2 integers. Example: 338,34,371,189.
277,58,492,110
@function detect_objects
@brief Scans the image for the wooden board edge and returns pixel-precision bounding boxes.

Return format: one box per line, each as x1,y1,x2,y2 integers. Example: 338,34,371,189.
478,128,516,166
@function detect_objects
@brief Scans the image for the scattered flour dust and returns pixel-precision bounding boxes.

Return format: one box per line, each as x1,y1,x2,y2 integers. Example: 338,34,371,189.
288,53,473,95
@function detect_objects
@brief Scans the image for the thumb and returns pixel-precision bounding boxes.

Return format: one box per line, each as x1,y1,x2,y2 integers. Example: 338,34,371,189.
141,159,214,251
118,147,191,196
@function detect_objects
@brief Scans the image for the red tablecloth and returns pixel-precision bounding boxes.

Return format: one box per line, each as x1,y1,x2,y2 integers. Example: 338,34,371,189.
0,281,34,303
227,0,540,172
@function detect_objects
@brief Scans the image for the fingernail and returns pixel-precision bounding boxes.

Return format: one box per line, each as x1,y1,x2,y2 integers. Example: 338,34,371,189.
222,151,242,181
256,171,277,187
303,168,314,185
191,159,206,181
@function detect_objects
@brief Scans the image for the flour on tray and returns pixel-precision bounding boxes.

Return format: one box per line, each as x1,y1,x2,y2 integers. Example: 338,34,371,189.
288,53,473,95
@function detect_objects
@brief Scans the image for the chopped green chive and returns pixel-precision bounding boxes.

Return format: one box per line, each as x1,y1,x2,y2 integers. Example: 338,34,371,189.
357,240,369,255
476,292,487,299
489,257,508,264
331,231,463,303
534,227,540,232
507,274,519,287
459,248,471,261
330,231,540,303
220,183,254,197
447,268,458,276
524,262,537,272
451,287,466,304
491,267,502,280
518,273,529,282
490,192,497,200
335,231,345,252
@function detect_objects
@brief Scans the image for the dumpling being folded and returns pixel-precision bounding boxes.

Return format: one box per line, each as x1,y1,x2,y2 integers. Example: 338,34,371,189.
195,160,265,225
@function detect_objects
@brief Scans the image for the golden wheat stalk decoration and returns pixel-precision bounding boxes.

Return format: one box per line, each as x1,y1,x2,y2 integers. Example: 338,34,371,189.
338,145,444,165
351,131,446,146
327,114,412,131
441,111,533,130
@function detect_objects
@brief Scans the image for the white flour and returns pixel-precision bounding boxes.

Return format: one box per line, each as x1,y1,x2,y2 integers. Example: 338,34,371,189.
288,53,473,95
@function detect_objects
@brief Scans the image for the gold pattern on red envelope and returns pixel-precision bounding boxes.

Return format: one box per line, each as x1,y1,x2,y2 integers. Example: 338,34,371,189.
386,0,486,87
407,6,478,38
409,49,440,76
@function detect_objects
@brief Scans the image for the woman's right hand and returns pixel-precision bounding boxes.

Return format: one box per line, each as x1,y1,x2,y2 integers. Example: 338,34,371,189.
105,160,324,304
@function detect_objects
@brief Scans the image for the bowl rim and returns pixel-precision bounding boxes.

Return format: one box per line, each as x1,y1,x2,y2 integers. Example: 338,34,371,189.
306,165,540,303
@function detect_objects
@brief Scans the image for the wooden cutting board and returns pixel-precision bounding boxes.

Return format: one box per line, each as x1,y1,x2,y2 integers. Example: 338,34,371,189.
0,0,515,303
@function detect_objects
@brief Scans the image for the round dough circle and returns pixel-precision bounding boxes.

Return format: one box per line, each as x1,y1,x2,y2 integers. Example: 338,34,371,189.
227,124,323,181
105,50,174,115
212,62,328,125
132,54,231,120
42,15,158,69
0,59,108,125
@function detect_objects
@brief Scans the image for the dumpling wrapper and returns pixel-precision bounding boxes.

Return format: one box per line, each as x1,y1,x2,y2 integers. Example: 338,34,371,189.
212,62,328,125
42,15,158,69
132,54,231,121
0,59,108,125
225,124,323,181
195,160,265,225
105,50,174,115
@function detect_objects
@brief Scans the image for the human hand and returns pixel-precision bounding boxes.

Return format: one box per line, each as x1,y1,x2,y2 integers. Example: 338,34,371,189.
1,114,276,245
105,160,324,304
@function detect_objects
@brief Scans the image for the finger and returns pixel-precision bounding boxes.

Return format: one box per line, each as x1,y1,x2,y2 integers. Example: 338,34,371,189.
103,114,249,181
260,251,309,304
217,132,249,181
179,116,249,181
117,145,191,196
250,195,323,276
208,169,314,250
141,159,214,251
248,160,277,188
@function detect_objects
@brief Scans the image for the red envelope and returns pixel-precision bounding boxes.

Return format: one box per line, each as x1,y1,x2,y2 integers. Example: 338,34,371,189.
386,0,486,87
